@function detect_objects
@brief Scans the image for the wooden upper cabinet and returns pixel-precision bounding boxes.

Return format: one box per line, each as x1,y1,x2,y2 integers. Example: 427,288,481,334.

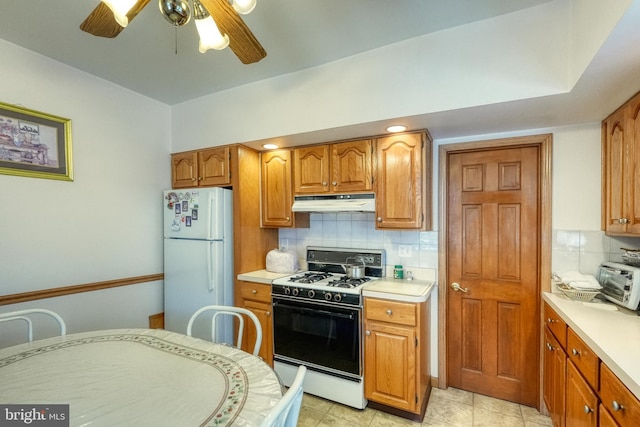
171,146,230,188
261,149,294,227
171,151,198,188
198,146,231,187
293,140,373,194
602,90,640,235
332,140,373,193
375,131,431,230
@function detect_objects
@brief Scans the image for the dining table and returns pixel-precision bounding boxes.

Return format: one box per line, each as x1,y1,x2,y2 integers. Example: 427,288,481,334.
0,328,283,426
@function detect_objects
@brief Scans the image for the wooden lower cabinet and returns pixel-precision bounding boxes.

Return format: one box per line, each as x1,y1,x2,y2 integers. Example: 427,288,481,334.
364,297,430,419
566,360,598,427
599,362,640,427
236,280,273,366
544,327,567,427
599,403,618,427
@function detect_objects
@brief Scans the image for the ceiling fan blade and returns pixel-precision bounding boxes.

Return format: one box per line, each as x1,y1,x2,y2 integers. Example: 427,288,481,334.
80,0,150,38
200,0,266,64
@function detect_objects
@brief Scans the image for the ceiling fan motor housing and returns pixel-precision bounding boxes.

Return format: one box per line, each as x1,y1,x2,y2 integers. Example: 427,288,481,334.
159,0,191,26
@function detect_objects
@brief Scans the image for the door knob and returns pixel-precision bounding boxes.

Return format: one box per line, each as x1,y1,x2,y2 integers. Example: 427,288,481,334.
451,282,468,293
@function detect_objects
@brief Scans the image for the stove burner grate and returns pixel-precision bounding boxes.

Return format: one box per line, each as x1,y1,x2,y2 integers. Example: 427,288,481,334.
327,276,372,288
288,272,333,284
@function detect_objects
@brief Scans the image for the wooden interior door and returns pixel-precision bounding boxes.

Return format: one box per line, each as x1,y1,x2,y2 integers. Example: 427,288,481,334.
446,146,540,406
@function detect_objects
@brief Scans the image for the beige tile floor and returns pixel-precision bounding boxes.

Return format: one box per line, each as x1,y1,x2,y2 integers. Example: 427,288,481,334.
297,387,554,427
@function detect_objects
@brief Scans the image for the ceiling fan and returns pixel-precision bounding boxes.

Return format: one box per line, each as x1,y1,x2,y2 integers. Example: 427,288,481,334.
80,0,266,64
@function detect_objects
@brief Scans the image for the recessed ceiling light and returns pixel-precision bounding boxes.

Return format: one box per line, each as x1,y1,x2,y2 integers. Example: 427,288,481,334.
386,125,407,133
262,143,279,149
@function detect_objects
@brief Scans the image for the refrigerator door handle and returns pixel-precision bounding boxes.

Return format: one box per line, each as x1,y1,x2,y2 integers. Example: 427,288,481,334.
207,241,223,293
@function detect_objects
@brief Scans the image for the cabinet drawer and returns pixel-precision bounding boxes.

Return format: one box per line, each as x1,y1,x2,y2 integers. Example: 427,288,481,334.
237,281,271,303
543,303,567,349
567,328,599,390
365,299,416,326
600,362,640,427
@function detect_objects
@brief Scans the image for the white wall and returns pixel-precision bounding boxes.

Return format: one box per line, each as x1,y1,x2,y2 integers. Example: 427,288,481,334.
0,39,170,344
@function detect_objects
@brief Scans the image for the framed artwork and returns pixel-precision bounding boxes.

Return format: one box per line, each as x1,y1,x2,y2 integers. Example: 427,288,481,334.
0,101,73,181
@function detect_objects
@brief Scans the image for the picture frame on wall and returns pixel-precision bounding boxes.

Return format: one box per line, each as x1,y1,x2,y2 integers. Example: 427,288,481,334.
0,101,73,181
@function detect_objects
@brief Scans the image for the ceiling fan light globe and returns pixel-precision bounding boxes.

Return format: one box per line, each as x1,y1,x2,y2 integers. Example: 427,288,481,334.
231,0,256,15
195,16,230,52
101,0,138,27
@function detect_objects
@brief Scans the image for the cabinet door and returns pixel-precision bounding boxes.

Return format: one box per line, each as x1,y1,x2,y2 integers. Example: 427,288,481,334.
171,152,198,188
566,361,598,427
599,404,619,427
543,327,566,427
603,106,629,234
331,139,373,193
261,149,294,227
243,299,273,367
294,145,330,194
198,147,230,186
375,132,428,229
364,320,416,412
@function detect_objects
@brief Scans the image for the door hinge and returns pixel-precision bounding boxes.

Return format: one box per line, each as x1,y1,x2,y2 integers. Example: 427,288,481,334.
415,337,418,347
415,394,419,404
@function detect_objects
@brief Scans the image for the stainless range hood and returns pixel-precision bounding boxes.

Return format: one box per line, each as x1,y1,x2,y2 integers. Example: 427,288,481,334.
291,193,375,213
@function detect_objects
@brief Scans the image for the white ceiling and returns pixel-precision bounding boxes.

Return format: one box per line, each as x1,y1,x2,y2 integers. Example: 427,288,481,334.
1,0,640,141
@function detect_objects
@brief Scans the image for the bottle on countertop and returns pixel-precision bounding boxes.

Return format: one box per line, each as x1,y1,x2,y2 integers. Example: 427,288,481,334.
394,265,404,279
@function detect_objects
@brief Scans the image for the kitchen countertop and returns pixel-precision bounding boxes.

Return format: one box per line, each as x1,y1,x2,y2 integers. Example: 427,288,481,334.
362,279,435,303
237,269,292,284
543,292,640,400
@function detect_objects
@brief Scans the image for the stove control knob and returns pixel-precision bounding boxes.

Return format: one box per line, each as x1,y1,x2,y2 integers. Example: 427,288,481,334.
308,290,315,298
324,292,332,301
284,287,291,295
292,288,299,297
333,293,342,302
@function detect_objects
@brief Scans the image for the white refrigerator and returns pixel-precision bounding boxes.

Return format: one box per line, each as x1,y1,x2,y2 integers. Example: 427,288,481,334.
163,187,233,344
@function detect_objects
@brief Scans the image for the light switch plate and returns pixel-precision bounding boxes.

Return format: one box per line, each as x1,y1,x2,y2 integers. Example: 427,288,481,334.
398,244,412,257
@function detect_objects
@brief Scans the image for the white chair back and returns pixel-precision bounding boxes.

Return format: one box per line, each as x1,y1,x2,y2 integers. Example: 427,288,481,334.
186,305,262,356
260,365,306,427
0,309,67,343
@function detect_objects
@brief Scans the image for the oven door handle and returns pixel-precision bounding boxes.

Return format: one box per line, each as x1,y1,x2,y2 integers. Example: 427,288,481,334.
272,300,355,320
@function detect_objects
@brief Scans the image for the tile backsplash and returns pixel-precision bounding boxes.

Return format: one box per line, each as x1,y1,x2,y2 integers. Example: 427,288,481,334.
278,213,437,281
552,230,640,276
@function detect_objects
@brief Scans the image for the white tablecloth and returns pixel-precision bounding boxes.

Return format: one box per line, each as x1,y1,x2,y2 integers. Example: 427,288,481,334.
0,328,283,426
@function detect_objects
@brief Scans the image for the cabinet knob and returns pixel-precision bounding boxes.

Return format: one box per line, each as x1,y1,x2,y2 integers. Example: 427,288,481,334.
332,181,337,186
265,311,271,316
251,289,257,294
198,177,203,181
572,348,580,357
322,181,327,186
612,400,624,412
191,177,196,181
286,216,290,221
583,405,593,414
365,330,371,336
386,309,393,315
546,342,554,351
547,318,555,324
377,217,382,222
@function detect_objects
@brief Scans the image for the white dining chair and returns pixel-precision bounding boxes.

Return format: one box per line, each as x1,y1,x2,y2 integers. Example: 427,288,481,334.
0,308,67,343
186,305,262,356
260,365,307,427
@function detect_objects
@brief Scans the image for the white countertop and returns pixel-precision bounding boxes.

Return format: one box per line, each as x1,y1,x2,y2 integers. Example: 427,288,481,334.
237,269,293,284
363,279,435,303
543,292,640,400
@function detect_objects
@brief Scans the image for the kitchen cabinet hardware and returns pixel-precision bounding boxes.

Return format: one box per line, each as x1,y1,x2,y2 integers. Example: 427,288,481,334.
584,405,593,414
572,348,580,356
614,218,630,224
252,289,257,294
451,282,468,293
612,400,624,411
386,309,392,315
365,330,371,336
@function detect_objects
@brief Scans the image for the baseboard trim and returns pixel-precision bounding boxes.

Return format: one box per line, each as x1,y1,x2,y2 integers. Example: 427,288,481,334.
0,274,164,306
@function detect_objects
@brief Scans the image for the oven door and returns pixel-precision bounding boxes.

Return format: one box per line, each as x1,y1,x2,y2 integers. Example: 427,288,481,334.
272,296,362,380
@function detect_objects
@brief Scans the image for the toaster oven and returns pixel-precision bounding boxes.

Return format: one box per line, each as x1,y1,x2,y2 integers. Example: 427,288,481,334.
596,261,640,311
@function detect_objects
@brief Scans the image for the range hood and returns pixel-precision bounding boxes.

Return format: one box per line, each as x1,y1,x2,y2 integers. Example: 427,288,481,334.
291,193,376,213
